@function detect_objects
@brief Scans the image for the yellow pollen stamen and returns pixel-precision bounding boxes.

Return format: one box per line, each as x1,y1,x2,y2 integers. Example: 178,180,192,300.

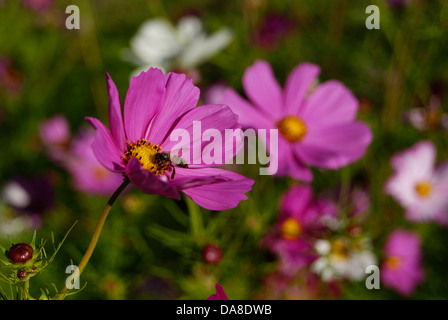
281,218,302,240
122,139,168,175
331,239,349,259
277,116,307,142
385,256,401,270
415,182,431,197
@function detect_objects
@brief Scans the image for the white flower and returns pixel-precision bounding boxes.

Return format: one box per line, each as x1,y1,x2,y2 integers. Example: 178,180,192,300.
2,181,31,209
122,15,233,76
311,237,377,282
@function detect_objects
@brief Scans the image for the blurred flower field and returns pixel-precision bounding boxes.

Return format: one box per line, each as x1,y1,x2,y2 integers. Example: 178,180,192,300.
1,0,448,300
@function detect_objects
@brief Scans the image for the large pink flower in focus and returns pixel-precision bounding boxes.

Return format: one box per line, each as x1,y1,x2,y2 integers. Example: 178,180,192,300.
220,60,372,181
86,68,254,210
381,229,425,296
384,140,448,224
262,184,332,276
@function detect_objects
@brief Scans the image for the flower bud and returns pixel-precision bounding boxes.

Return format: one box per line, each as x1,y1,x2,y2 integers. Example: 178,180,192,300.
8,243,34,264
17,269,27,279
201,244,223,265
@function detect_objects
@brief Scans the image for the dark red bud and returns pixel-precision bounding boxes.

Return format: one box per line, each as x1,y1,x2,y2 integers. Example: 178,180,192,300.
8,243,34,264
17,269,27,279
201,244,223,265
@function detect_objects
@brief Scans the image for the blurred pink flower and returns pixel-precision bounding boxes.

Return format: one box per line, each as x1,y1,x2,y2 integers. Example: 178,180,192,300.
220,60,372,181
65,126,125,196
381,229,425,296
22,0,52,12
39,115,125,196
86,68,253,210
384,141,448,225
207,284,228,300
39,114,71,162
202,82,228,105
319,186,370,231
262,185,330,276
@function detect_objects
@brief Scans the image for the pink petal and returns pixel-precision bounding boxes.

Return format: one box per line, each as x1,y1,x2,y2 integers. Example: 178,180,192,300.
390,140,435,174
219,87,274,130
273,138,313,181
381,229,424,296
147,72,200,145
242,60,283,120
161,104,241,168
207,284,228,300
124,68,166,143
106,73,126,151
300,80,359,128
284,62,320,115
168,167,228,190
181,168,254,211
125,157,180,199
295,121,372,169
85,117,125,172
279,184,313,220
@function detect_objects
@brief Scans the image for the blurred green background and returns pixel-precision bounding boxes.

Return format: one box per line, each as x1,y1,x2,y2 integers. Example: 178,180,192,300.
1,0,448,299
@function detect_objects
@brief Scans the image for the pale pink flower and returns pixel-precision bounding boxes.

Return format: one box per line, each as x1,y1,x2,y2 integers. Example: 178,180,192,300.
385,140,448,225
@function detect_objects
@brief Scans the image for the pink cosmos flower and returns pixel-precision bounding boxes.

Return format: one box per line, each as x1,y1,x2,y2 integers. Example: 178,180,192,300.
381,229,425,296
207,284,228,300
39,114,71,162
220,60,372,181
384,140,448,225
65,126,125,196
262,184,331,276
86,68,254,210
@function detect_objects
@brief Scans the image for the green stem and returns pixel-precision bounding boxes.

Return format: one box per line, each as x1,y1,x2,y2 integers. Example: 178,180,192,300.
56,179,129,300
23,280,29,300
186,196,203,239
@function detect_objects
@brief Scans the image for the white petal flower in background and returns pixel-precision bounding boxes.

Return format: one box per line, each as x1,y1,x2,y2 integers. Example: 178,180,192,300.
311,237,377,282
122,15,233,78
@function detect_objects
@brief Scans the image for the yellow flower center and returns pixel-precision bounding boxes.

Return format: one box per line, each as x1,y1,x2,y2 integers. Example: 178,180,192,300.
277,116,307,142
281,218,302,240
331,239,349,259
415,182,431,197
123,138,171,175
385,256,401,270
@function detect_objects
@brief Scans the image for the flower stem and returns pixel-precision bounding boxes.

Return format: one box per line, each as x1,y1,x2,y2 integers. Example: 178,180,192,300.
23,280,30,300
56,179,130,300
